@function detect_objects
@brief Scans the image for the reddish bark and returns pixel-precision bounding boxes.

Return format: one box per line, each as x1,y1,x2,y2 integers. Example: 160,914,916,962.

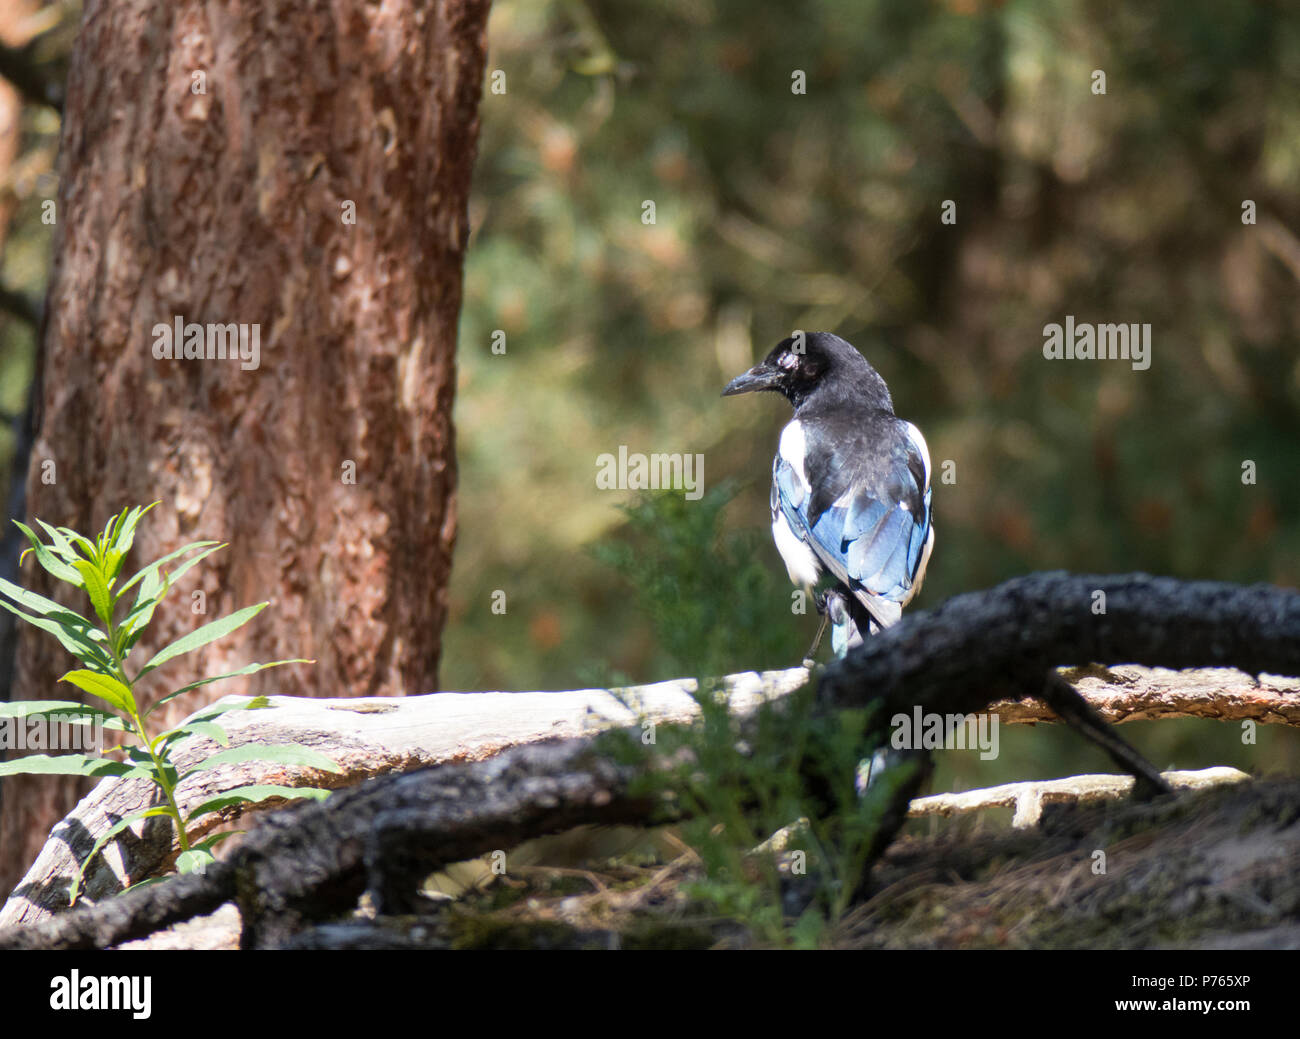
1,0,490,896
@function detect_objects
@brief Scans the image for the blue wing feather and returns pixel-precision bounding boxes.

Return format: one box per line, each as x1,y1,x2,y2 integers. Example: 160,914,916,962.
772,428,932,628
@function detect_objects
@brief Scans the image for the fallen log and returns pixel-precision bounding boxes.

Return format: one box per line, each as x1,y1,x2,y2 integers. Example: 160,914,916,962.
1,572,1297,948
7,659,1291,929
0,668,805,928
0,736,672,950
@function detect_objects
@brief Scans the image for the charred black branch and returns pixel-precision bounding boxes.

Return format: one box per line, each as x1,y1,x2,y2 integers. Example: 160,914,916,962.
820,573,1300,716
2,572,1297,950
820,572,1300,794
0,866,234,951
0,737,669,950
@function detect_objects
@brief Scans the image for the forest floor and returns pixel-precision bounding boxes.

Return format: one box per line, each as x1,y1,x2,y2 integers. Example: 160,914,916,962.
432,776,1300,950
129,773,1299,949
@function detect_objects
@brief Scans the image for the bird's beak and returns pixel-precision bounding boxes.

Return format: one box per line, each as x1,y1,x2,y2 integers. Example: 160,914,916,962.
722,362,780,397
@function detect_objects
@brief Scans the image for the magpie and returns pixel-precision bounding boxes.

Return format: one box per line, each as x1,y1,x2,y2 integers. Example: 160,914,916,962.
723,333,1173,800
723,332,934,658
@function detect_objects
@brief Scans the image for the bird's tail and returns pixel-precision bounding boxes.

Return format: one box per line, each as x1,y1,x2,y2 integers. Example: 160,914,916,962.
829,591,884,657
825,589,918,795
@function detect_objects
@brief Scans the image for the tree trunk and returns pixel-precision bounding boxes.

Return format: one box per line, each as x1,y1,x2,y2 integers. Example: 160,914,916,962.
0,0,489,895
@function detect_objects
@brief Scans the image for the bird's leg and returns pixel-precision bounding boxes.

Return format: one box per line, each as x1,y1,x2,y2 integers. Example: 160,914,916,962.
801,591,832,668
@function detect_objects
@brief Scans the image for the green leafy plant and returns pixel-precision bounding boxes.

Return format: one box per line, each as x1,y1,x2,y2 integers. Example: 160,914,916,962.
664,684,910,946
597,488,912,945
591,483,806,680
0,502,338,902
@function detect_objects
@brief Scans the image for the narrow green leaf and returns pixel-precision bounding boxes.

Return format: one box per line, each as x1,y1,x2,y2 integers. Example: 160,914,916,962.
73,560,114,626
102,548,124,586
59,528,99,564
148,543,221,590
122,745,153,766
118,543,226,654
0,575,112,673
104,507,127,547
131,546,219,630
121,876,169,894
186,695,272,722
186,784,331,823
137,543,222,610
0,754,141,778
119,622,151,659
0,599,113,671
0,700,126,730
101,504,147,585
116,594,157,631
112,502,159,562
117,540,221,598
137,603,268,678
33,519,82,564
0,574,98,628
117,748,164,783
146,659,312,716
0,699,100,717
69,805,175,904
153,719,229,753
191,830,242,853
59,669,138,715
13,520,82,585
123,747,175,787
181,743,341,780
113,592,167,656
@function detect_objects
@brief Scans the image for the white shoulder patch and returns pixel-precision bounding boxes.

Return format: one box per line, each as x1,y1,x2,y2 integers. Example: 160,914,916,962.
778,420,810,493
772,510,822,590
905,421,931,492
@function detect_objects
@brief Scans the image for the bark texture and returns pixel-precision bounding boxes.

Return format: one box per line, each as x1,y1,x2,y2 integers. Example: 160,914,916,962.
1,0,490,895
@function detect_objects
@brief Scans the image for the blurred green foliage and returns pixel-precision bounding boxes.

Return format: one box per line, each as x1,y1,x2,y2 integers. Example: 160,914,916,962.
589,486,805,679
608,675,922,947
446,0,1300,786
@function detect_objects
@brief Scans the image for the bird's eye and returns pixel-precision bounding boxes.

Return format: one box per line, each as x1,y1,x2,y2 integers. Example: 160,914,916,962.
778,352,800,372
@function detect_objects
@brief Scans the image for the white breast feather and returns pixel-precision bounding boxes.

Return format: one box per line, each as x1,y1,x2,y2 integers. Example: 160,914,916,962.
778,421,811,494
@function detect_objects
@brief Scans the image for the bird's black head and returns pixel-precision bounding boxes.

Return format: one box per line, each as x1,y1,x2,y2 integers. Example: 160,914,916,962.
722,331,892,412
